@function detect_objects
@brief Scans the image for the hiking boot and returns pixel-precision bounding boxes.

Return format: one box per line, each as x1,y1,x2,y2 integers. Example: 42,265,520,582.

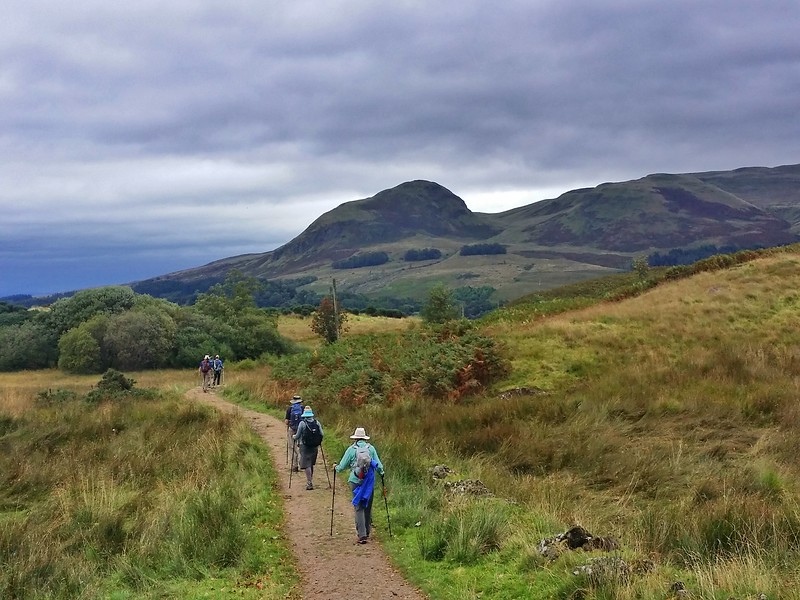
306,482,313,490
358,537,368,544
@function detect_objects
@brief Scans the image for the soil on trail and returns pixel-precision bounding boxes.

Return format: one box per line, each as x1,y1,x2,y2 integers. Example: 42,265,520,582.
186,387,428,600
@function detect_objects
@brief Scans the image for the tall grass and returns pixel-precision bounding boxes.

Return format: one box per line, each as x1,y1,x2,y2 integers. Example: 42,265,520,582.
221,252,800,598
0,376,297,599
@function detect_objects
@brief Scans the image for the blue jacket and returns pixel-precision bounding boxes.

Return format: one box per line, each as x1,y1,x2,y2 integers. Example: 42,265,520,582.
352,460,379,507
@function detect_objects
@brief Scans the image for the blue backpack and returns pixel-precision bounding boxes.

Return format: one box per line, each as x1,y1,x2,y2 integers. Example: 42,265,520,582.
288,403,303,430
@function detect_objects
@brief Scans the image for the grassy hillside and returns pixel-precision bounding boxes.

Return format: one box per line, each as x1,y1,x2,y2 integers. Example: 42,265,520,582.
245,249,800,598
6,247,800,598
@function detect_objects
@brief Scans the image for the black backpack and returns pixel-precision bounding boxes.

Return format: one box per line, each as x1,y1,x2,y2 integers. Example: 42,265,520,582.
288,403,303,430
302,420,323,447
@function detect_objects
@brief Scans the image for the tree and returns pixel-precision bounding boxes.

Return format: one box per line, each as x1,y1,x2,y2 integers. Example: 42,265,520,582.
58,318,106,373
310,297,347,343
103,308,177,370
46,286,136,335
421,283,460,324
631,255,650,280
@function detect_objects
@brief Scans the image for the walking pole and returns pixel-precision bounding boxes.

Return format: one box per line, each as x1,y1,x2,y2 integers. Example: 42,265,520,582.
319,446,332,489
380,473,392,538
330,469,336,536
285,426,289,465
289,441,296,489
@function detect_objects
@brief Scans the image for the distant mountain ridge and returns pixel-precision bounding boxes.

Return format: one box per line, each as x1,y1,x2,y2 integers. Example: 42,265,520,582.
135,163,800,303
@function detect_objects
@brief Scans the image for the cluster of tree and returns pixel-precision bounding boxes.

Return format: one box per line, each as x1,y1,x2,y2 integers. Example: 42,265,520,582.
0,301,30,327
331,251,390,269
0,273,294,373
349,307,405,318
647,244,763,267
419,284,500,323
403,248,442,261
0,291,74,309
459,243,507,256
452,286,500,319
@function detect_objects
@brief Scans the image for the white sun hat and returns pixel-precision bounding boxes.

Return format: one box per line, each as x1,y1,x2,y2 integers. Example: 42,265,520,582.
349,427,370,440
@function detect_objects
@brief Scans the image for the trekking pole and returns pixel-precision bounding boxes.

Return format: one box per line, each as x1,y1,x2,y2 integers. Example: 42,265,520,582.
330,469,336,536
289,441,296,489
319,445,332,489
285,427,289,465
381,473,392,538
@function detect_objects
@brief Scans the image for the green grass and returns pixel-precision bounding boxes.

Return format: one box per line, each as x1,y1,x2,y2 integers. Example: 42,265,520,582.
0,383,298,600
11,245,800,598
223,249,800,598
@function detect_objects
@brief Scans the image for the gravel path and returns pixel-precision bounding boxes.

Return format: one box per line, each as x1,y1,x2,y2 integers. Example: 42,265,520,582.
187,387,428,600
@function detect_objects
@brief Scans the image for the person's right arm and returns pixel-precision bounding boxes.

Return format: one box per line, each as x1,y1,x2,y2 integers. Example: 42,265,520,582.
334,446,354,473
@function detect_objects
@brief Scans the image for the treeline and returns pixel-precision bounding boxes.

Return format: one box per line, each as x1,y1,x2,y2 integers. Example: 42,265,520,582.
648,244,764,267
404,248,442,261
0,273,294,373
459,243,507,256
331,251,389,269
0,301,29,327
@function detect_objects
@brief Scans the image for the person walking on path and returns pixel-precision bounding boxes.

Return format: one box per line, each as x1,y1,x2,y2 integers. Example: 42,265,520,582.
293,406,324,490
334,427,385,544
284,395,304,472
199,355,213,392
212,354,224,387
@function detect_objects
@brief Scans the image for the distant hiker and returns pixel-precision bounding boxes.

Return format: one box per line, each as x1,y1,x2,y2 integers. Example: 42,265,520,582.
199,355,212,392
212,354,224,386
293,406,324,490
284,395,304,472
334,427,385,544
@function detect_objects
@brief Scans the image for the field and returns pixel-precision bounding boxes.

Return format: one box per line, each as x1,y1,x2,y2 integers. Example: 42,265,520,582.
4,249,800,598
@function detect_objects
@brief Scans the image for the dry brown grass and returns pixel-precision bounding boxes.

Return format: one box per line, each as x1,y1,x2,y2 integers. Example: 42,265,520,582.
277,313,420,349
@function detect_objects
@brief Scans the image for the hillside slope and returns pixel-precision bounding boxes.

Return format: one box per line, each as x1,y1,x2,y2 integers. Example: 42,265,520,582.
244,247,800,597
134,163,800,303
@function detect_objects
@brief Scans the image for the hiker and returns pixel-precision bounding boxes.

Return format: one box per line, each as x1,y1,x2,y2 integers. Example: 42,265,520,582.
284,395,304,472
198,355,213,392
293,406,324,490
334,426,384,544
212,354,224,387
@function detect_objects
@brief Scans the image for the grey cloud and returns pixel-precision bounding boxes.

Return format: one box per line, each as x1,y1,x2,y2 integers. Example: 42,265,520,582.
2,0,799,295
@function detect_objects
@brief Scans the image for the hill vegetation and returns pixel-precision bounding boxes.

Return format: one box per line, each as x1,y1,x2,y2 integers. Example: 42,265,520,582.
0,274,294,372
5,245,800,597
232,244,800,598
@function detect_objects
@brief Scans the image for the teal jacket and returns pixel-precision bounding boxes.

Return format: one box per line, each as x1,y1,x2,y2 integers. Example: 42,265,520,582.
335,440,384,484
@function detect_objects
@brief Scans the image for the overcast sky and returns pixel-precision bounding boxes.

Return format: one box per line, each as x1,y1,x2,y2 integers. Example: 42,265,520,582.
2,0,799,297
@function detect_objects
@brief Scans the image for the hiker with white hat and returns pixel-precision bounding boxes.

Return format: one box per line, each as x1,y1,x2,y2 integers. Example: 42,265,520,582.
292,406,324,490
334,427,385,544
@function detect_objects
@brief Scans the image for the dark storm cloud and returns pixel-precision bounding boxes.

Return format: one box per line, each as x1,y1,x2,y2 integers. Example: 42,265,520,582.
2,0,799,295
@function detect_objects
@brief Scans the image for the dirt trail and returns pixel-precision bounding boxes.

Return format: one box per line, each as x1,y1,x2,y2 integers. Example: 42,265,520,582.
186,387,428,600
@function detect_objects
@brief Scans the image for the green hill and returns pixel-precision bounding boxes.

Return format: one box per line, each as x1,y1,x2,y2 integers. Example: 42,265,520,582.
134,164,800,305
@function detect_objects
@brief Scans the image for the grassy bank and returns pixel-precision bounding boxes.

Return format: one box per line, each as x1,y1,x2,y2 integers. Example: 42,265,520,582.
229,251,800,598
0,372,298,600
